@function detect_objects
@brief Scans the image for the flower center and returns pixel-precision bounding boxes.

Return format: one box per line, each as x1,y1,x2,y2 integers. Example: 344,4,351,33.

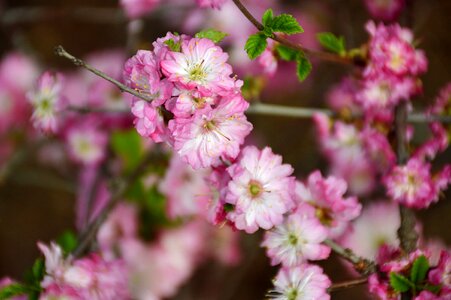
248,180,263,198
189,63,207,82
288,233,298,246
40,98,52,113
315,206,334,226
286,288,298,300
204,120,216,131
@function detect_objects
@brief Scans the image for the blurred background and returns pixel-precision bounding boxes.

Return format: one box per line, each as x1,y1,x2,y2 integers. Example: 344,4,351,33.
0,0,450,299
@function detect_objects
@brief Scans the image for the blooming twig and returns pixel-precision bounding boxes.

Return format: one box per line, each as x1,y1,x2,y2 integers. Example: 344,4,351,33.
54,45,154,102
324,239,376,275
231,0,353,65
395,103,419,253
328,277,368,293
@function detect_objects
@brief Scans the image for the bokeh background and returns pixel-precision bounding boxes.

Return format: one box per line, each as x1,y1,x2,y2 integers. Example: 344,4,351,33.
0,0,450,299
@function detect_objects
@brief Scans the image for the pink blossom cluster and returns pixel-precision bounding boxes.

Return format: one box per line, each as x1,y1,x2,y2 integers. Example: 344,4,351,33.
327,22,427,123
314,113,396,196
37,242,130,299
383,84,451,209
124,33,253,169
369,246,451,299
357,21,427,119
97,202,241,298
196,0,227,9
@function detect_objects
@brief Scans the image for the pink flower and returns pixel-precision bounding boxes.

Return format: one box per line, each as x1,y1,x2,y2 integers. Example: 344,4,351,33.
65,120,108,166
365,21,427,78
225,146,295,233
364,0,405,22
131,99,169,143
38,242,130,300
165,89,215,118
361,127,396,173
428,250,451,297
262,211,330,267
27,71,66,133
326,76,361,115
123,50,173,106
339,201,400,261
383,158,449,209
196,0,227,9
295,171,362,238
120,0,160,19
169,94,252,169
161,37,235,95
159,153,210,219
270,264,331,300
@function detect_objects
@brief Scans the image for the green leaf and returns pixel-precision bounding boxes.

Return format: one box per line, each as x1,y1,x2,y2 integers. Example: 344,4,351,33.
111,129,143,172
164,39,181,52
195,29,228,43
422,284,442,294
0,283,29,299
262,9,274,26
317,32,346,55
296,54,312,82
410,255,429,284
244,33,267,60
390,272,414,293
56,231,78,255
275,44,299,61
269,14,303,35
31,259,45,283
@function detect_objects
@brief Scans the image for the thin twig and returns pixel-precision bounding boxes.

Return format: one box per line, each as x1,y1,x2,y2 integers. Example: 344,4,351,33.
67,106,129,114
54,45,154,102
324,239,376,275
72,150,163,257
328,277,368,293
231,0,353,65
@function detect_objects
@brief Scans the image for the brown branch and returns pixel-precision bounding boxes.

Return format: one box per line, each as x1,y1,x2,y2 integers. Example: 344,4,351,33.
328,277,368,293
54,45,154,102
324,239,376,275
395,103,419,253
231,0,353,65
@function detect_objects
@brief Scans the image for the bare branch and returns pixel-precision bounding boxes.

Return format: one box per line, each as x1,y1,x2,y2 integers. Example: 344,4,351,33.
54,45,154,102
324,239,376,275
328,277,368,293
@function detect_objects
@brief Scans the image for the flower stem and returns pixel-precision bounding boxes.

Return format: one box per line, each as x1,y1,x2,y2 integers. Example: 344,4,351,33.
324,239,376,275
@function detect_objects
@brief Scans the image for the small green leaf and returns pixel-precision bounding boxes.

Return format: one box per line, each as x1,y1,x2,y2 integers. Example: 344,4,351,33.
164,39,181,52
111,129,144,172
410,255,429,284
244,33,267,60
422,284,442,294
195,29,228,43
390,272,414,293
0,283,29,299
296,54,312,82
262,26,273,38
317,32,346,55
262,9,274,26
275,44,299,61
269,14,303,35
56,231,78,255
31,259,45,283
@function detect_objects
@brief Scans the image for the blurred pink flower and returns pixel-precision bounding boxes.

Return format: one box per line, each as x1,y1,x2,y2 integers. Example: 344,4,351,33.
120,0,160,19
364,0,405,22
27,71,66,133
